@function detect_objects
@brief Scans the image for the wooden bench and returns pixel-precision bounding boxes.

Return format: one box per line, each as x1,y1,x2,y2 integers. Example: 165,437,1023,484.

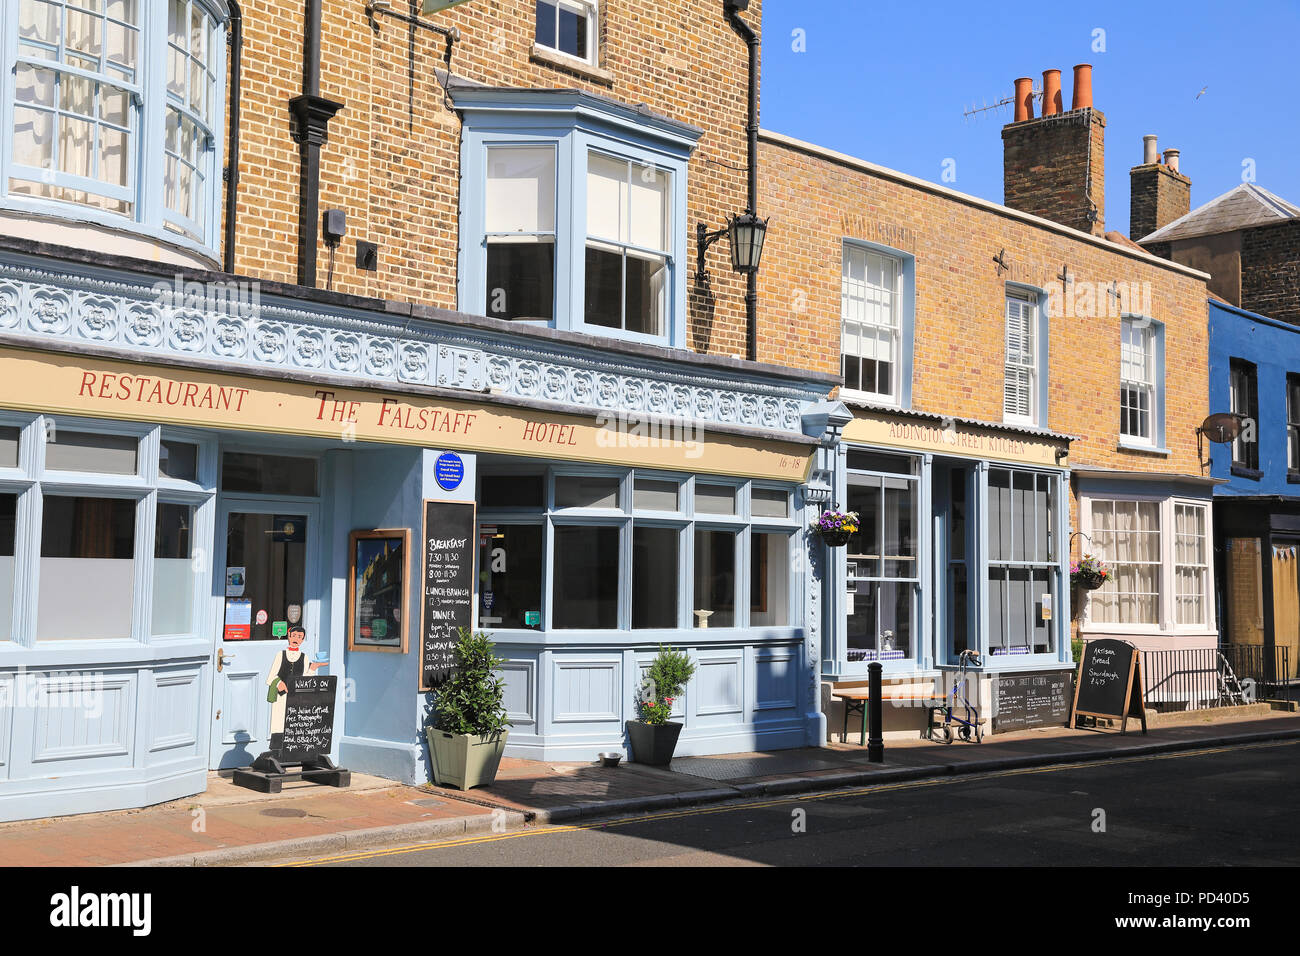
832,690,947,745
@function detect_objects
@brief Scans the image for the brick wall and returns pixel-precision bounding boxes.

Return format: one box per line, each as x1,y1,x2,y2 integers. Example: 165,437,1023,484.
1001,109,1106,237
223,0,760,360
1241,220,1300,325
1129,162,1191,242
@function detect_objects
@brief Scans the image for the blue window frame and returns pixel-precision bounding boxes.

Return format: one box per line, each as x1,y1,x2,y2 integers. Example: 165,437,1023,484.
1,0,227,256
456,89,700,349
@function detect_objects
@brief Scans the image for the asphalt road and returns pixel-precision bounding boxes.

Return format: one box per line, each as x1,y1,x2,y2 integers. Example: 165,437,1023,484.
278,740,1300,867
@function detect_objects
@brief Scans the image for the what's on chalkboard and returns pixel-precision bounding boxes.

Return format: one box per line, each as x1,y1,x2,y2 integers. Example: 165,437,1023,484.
279,675,337,762
420,499,477,692
993,671,1073,732
1071,638,1148,735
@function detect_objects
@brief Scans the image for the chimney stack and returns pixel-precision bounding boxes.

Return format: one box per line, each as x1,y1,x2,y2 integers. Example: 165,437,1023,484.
1130,136,1191,241
1002,65,1106,236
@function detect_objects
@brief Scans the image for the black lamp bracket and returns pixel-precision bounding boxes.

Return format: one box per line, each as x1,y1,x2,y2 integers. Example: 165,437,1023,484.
697,221,729,275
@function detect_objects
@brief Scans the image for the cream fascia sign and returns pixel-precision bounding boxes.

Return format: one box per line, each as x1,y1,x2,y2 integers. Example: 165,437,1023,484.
0,347,813,481
843,411,1067,468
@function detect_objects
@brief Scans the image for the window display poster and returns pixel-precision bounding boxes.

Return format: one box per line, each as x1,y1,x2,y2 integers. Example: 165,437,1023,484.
349,530,410,652
224,598,252,640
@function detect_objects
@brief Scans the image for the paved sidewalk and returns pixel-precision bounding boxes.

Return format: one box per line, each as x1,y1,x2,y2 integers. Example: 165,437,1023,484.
4,711,1298,866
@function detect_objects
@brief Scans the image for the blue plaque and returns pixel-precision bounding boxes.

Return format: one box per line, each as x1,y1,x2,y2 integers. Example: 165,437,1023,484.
434,452,464,491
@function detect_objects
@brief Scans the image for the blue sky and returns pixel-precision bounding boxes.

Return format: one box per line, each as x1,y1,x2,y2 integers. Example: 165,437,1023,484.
760,0,1300,238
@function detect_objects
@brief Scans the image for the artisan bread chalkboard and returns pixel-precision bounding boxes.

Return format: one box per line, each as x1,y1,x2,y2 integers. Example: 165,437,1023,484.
420,499,476,691
993,671,1073,732
1071,638,1147,734
280,675,337,761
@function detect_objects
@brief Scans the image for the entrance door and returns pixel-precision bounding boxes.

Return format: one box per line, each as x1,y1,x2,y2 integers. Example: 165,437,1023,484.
1272,541,1300,679
209,499,320,769
934,462,974,665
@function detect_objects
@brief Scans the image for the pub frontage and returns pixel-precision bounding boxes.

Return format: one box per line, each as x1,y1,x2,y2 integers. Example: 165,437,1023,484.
0,238,837,821
818,401,1077,738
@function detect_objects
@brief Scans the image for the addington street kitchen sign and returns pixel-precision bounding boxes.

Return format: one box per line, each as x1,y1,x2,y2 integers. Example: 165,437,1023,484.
0,346,814,480
843,410,1068,468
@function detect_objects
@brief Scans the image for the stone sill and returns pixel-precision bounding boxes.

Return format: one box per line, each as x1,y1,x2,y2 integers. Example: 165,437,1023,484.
529,44,614,86
1117,440,1170,457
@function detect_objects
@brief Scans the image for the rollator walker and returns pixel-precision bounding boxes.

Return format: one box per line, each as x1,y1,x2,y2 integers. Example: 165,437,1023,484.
925,648,984,744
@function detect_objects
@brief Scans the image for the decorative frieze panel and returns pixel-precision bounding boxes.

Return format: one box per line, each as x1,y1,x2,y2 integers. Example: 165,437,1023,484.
0,260,821,436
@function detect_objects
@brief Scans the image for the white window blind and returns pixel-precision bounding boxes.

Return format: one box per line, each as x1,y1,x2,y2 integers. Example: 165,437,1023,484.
486,146,556,234
1004,293,1037,422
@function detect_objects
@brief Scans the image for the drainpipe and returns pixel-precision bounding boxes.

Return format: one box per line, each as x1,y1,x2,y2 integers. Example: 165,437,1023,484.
725,0,759,362
289,0,344,288
222,0,243,274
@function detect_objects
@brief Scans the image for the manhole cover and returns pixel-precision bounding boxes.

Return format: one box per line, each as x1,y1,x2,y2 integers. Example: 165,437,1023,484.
260,807,308,818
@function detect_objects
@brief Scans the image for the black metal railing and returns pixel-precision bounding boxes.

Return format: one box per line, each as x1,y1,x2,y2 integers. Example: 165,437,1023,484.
1140,645,1292,713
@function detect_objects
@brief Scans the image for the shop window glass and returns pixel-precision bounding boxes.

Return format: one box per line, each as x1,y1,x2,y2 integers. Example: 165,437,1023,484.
159,439,198,481
555,474,619,509
846,456,919,661
633,477,678,512
222,512,306,641
478,523,543,629
751,487,789,519
751,532,789,626
221,452,317,497
0,426,18,468
481,474,544,510
38,495,136,640
152,501,194,635
987,469,1056,654
484,146,555,321
695,483,736,516
552,525,619,627
693,529,735,627
0,493,14,641
633,525,678,628
45,429,137,474
1089,498,1161,625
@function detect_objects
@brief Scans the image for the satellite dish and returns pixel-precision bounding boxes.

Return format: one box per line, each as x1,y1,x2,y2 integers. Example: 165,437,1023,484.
1199,412,1242,444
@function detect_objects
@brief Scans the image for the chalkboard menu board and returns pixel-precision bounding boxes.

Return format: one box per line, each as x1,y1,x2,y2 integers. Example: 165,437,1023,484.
993,671,1073,732
280,675,337,762
1072,638,1147,734
420,499,476,691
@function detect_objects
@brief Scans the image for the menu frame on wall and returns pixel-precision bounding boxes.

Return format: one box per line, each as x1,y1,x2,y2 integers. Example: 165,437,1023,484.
419,499,478,692
347,528,411,654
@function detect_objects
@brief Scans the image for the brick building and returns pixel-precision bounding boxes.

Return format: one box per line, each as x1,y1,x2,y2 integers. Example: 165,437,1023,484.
0,0,851,821
757,66,1217,737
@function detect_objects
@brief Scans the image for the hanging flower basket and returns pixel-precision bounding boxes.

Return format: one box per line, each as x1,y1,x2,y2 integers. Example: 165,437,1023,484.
811,509,859,547
1070,554,1110,591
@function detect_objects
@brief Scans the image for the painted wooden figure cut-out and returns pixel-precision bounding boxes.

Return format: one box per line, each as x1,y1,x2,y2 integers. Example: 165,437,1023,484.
266,624,327,752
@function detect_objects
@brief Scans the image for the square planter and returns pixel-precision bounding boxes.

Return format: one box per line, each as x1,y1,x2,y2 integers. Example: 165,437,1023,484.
627,720,683,766
427,728,509,790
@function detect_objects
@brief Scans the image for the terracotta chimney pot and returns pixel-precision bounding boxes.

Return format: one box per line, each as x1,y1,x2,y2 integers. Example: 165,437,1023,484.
1163,148,1180,173
1072,63,1093,110
1013,77,1034,122
1042,69,1062,116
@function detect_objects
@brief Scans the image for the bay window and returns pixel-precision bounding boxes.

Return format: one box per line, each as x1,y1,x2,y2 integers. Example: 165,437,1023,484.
458,89,698,348
1084,495,1213,630
4,0,226,253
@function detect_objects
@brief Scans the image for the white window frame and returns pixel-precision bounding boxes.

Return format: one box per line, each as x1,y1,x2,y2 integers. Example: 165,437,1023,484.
1173,502,1209,628
1120,316,1156,446
1080,493,1216,634
1003,289,1038,426
840,244,903,406
1,0,228,257
534,0,599,67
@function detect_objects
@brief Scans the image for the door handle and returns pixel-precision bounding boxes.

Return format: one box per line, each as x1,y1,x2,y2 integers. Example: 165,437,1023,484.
217,648,235,672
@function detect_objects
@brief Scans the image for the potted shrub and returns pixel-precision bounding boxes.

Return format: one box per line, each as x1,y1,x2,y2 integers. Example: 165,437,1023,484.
1071,553,1110,591
627,645,697,766
426,628,511,790
811,508,859,547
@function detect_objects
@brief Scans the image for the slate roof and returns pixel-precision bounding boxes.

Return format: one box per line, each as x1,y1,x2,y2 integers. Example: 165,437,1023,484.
1140,183,1300,243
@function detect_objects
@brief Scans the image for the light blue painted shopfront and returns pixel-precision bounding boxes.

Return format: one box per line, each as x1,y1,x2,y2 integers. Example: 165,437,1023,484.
0,241,838,820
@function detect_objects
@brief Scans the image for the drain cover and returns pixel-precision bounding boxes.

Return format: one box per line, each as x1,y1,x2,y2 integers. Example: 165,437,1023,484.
260,807,308,818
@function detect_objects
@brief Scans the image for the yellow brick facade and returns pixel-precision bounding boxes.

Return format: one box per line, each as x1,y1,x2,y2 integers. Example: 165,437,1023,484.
222,0,761,361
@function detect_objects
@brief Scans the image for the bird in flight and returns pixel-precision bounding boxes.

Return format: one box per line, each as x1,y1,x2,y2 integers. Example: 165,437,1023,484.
1195,86,1208,101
